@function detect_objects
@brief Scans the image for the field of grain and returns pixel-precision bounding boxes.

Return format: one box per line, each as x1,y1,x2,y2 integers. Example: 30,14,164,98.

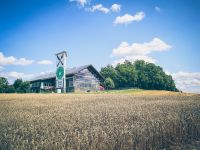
0,92,200,149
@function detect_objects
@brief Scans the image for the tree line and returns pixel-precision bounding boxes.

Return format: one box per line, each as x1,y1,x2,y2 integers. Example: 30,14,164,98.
0,60,178,93
0,78,30,93
100,60,178,91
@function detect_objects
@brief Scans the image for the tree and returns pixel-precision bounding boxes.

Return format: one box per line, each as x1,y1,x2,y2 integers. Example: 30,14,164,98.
134,60,177,91
100,65,119,88
13,79,23,90
104,77,115,90
0,77,9,93
13,79,30,93
115,60,137,88
100,60,178,91
5,85,15,93
20,81,30,93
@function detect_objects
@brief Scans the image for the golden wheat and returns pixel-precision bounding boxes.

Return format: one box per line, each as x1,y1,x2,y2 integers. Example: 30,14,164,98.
0,93,199,149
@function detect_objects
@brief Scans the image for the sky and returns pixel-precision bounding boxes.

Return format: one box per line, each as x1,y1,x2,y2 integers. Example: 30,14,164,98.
0,0,200,93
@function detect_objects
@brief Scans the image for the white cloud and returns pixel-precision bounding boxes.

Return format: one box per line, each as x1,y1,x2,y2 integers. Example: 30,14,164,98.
111,4,121,12
112,55,156,67
0,52,34,66
155,6,161,12
0,70,53,84
114,11,145,25
111,38,171,68
69,0,88,7
112,38,171,57
7,72,33,79
15,58,34,65
37,60,53,65
87,4,110,13
0,71,34,83
168,71,200,94
86,3,121,14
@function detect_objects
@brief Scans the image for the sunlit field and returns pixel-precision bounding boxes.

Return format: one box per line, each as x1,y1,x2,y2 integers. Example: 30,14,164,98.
0,92,200,149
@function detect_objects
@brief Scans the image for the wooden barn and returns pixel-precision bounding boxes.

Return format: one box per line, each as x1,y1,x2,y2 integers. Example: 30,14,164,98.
30,65,104,93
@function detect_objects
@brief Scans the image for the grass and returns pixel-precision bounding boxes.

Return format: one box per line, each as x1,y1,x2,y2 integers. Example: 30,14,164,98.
0,92,200,149
76,88,181,95
97,88,145,94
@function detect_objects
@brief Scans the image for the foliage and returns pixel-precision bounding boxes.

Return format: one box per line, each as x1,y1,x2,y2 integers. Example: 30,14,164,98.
0,94,199,149
0,77,30,93
20,81,30,93
104,77,115,89
0,77,9,93
100,60,178,91
13,79,30,93
115,60,137,88
13,79,23,90
100,65,119,87
5,85,15,93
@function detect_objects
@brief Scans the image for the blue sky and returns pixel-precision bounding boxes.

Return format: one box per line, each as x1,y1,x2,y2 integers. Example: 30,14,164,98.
0,0,200,93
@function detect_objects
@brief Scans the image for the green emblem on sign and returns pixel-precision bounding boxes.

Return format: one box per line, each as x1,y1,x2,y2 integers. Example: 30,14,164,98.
56,66,64,80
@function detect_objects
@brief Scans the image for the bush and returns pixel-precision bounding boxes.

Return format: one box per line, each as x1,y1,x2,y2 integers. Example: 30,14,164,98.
104,77,115,89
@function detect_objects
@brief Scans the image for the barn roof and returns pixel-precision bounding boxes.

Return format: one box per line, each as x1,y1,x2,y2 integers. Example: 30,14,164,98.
30,64,104,82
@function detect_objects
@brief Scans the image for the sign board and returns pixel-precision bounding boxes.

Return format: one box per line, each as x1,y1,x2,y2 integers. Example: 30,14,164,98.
55,51,67,93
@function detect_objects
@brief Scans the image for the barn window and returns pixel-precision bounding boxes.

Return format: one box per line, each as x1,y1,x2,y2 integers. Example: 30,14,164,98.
69,81,74,87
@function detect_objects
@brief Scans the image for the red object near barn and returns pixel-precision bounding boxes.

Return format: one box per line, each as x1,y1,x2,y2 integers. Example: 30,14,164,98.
99,86,105,91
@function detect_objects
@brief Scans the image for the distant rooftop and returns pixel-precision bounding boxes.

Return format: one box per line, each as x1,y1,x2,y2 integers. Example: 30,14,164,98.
30,64,103,82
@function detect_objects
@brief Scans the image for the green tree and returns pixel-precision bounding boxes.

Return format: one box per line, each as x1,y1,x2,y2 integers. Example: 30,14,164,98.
115,60,137,88
134,60,177,91
100,60,178,91
104,77,115,90
5,85,15,93
13,79,23,90
100,65,119,88
13,79,30,93
20,81,30,93
0,77,9,93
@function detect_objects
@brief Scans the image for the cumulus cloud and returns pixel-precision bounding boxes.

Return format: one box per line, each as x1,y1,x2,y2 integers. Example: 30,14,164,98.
167,71,200,94
69,0,88,7
114,11,145,25
112,38,171,57
37,60,53,65
155,6,161,12
0,71,34,83
0,70,54,84
0,52,34,66
111,4,121,12
87,4,110,13
111,38,171,67
112,55,156,67
85,3,121,14
7,72,33,79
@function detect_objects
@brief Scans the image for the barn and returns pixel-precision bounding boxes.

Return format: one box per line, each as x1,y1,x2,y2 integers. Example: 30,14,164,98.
30,64,104,93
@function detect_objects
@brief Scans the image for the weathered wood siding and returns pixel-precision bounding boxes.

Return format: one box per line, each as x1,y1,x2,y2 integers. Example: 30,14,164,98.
74,69,100,92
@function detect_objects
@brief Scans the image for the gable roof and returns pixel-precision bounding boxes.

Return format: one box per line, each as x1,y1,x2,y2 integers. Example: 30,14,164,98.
30,64,104,82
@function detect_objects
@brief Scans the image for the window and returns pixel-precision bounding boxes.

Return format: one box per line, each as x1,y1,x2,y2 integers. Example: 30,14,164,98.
69,81,74,87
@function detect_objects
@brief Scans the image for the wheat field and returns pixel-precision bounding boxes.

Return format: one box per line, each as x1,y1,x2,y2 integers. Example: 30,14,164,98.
0,92,200,149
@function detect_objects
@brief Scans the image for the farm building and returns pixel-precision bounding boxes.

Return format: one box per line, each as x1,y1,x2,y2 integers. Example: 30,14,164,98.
30,65,104,93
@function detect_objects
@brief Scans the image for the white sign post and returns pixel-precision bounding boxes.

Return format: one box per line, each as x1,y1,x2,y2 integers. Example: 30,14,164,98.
55,51,67,93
